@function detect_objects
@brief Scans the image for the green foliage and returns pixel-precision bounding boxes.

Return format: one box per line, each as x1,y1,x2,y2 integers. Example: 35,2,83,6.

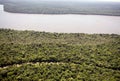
0,29,120,81
0,63,120,81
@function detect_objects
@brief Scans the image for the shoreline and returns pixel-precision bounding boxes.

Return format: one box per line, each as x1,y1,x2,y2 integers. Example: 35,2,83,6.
0,4,120,16
3,9,120,17
0,4,120,35
0,28,120,35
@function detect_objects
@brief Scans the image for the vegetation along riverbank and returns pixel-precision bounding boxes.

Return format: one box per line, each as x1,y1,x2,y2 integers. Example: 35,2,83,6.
0,29,120,81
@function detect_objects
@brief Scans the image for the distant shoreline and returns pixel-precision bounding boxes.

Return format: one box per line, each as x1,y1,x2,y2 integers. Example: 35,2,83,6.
0,4,119,17
0,1,120,16
3,10,120,16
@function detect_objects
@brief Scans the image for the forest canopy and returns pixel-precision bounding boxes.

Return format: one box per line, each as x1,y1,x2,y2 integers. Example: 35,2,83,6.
0,29,120,81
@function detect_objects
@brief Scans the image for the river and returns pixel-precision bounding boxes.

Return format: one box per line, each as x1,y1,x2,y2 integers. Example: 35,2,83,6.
0,5,120,34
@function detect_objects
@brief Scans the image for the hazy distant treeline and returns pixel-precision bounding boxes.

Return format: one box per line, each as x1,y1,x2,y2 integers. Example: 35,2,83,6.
0,0,120,16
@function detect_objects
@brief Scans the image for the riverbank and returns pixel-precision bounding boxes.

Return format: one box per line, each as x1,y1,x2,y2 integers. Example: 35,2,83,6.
1,1,120,16
0,4,120,34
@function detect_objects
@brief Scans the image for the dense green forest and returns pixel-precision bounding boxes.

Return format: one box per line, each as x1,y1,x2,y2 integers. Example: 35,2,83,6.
0,0,120,16
0,29,120,81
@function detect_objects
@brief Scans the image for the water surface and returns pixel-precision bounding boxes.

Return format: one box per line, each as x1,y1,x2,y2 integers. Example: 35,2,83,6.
0,5,120,34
